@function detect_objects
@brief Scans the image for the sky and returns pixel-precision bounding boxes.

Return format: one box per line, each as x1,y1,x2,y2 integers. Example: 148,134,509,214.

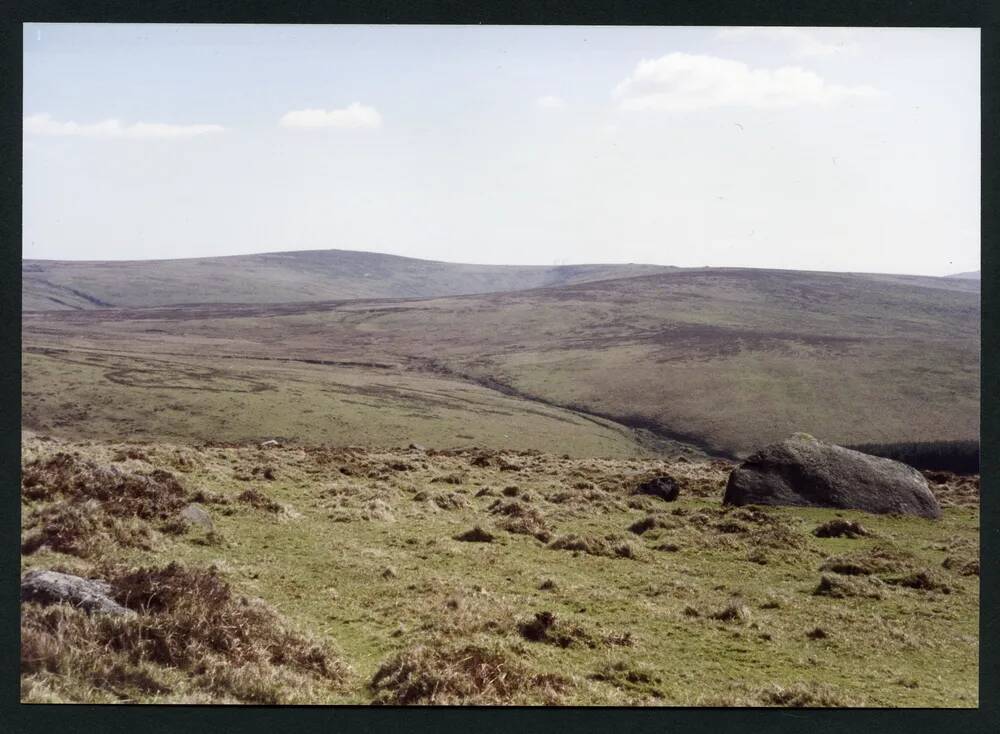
22,24,980,276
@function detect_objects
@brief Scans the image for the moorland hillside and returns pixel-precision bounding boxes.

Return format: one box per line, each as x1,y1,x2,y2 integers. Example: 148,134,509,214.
23,266,979,457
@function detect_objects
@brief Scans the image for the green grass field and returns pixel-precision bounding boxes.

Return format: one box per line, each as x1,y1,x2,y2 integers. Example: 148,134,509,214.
22,347,686,459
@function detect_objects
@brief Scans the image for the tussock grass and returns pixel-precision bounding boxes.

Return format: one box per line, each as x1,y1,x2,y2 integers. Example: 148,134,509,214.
432,492,467,510
696,680,855,707
886,570,952,594
758,682,852,707
369,641,569,705
942,555,980,577
237,488,282,513
589,660,663,700
708,601,752,624
548,534,638,559
627,515,673,536
453,526,495,543
819,545,915,576
813,574,884,600
498,515,552,542
517,611,597,649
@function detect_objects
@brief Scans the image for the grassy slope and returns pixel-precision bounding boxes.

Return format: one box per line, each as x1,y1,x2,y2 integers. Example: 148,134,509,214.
20,434,979,706
24,267,979,457
23,250,671,311
21,347,688,459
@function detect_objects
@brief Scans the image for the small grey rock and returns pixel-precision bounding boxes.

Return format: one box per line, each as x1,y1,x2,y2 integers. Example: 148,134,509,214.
21,569,132,615
179,503,214,531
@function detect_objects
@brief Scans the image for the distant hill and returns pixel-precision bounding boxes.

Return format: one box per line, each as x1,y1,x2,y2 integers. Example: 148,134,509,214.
947,270,980,280
22,250,672,311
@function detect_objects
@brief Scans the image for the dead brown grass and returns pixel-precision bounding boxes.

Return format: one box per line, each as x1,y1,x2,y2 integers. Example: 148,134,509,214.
589,660,663,700
708,600,752,624
21,561,349,703
516,611,597,648
20,453,194,558
627,515,675,535
819,545,916,576
22,501,154,558
369,641,569,705
886,570,952,594
922,471,980,508
548,534,638,559
758,682,851,707
813,574,885,600
942,555,980,577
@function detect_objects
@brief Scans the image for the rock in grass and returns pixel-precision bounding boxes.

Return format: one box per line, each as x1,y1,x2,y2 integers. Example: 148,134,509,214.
179,503,214,531
724,435,941,519
634,475,680,502
21,569,132,615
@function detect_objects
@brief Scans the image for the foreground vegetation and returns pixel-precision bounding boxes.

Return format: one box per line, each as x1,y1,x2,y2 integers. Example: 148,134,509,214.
20,433,979,706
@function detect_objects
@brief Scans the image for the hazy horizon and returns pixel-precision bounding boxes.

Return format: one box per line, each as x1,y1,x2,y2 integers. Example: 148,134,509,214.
23,24,980,277
18,245,981,280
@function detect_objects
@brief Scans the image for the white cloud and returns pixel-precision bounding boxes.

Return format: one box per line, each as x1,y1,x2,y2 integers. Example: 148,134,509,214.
717,27,859,58
23,114,225,139
536,95,566,110
279,103,382,129
614,53,878,112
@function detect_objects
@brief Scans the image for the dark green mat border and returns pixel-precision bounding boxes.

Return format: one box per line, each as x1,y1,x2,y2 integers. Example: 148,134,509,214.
0,2,994,732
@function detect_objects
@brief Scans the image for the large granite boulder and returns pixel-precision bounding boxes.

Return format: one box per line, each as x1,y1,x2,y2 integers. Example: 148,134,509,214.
723,434,941,519
21,569,132,615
